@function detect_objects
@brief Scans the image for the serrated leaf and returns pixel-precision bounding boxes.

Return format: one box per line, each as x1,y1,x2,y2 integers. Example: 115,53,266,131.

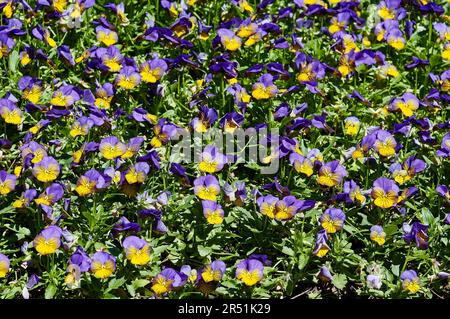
332,274,348,290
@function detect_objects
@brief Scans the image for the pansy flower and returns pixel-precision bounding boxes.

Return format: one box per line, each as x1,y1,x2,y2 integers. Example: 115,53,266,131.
434,22,450,41
403,222,429,250
317,160,347,187
13,189,37,209
33,226,63,255
150,119,178,148
235,258,264,286
75,169,106,196
96,26,118,46
199,260,226,283
50,85,80,107
72,142,99,166
121,137,144,159
70,117,95,138
28,120,51,136
442,43,450,60
0,170,16,196
252,74,278,100
371,177,399,209
389,93,420,117
96,45,123,72
437,132,450,157
219,112,244,133
151,268,183,295
18,76,43,105
256,195,278,218
401,270,420,293
20,141,47,164
289,152,313,177
32,156,61,183
232,0,253,13
69,246,91,273
32,25,57,47
99,136,127,160
397,187,418,205
320,208,346,233
106,2,129,25
273,196,313,221
0,98,23,125
160,0,182,17
202,200,225,225
112,213,141,233
257,195,314,221
194,175,220,201
328,12,351,34
58,45,76,66
122,236,151,266
389,156,426,185
217,28,242,51
295,52,325,84
344,116,360,136
377,0,406,20
198,145,227,173
0,253,10,278
348,134,376,160
429,69,450,92
370,225,386,246
115,66,141,90
140,58,168,83
90,251,116,279
91,83,115,109
223,181,246,206
191,106,218,133
378,63,400,78
367,274,382,289
237,19,258,38
343,180,366,205
227,83,251,107
125,162,150,184
64,264,81,289
244,28,266,47
34,183,64,207
373,130,397,157
318,266,333,282
386,28,406,51
131,108,158,124
313,229,330,258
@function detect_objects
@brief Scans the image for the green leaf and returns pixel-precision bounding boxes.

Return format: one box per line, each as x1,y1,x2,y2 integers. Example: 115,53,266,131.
132,279,150,289
107,277,127,291
197,245,212,257
391,264,400,276
281,246,295,256
8,50,20,74
44,284,57,299
126,284,135,297
16,227,31,240
298,254,309,270
332,274,348,290
421,208,434,226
